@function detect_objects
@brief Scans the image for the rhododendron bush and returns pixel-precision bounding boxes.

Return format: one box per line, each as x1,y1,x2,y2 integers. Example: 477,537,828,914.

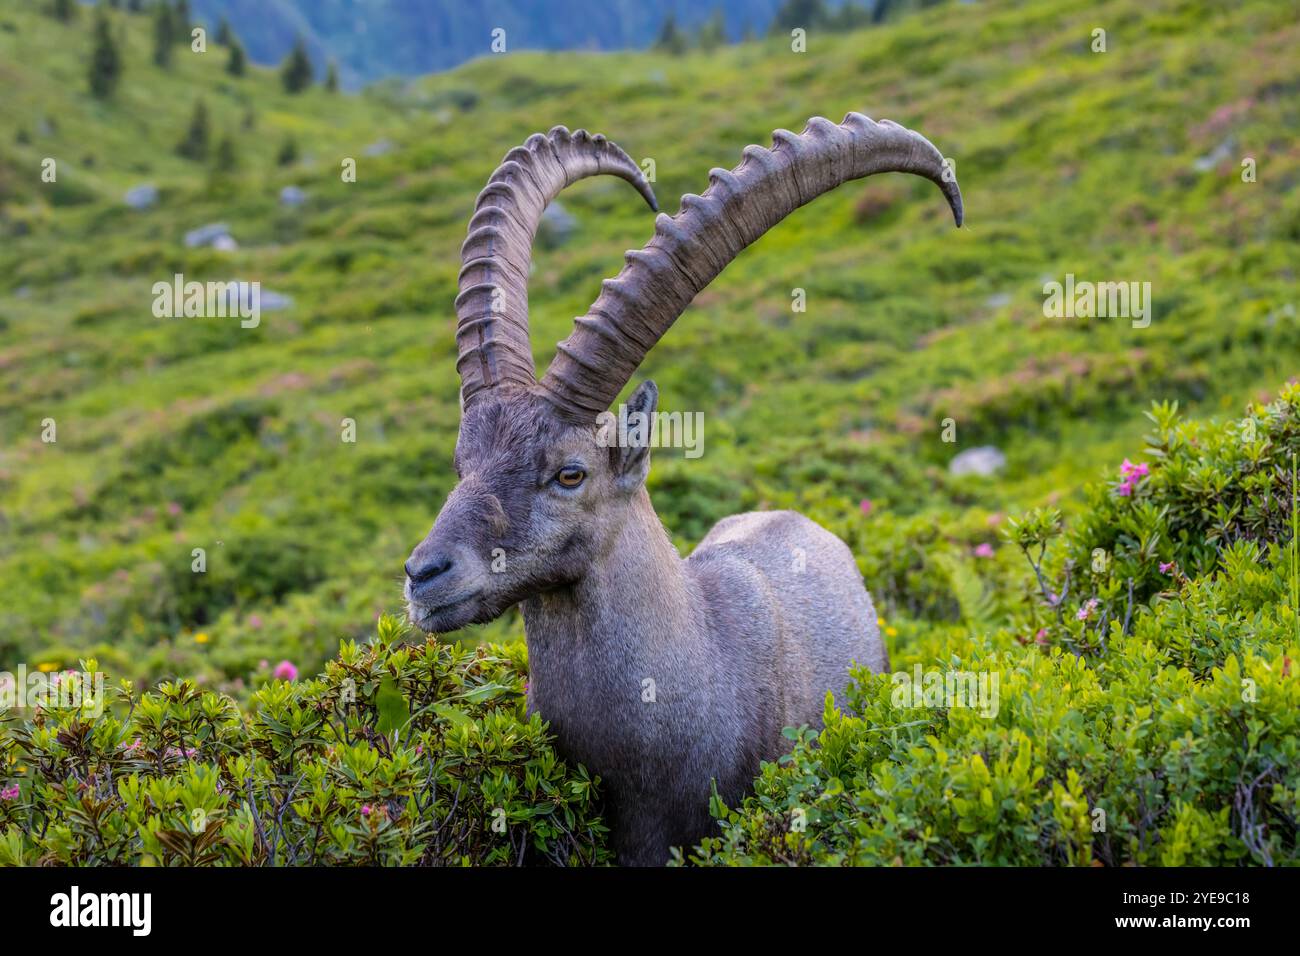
683,386,1300,866
3,387,1298,867
0,618,608,866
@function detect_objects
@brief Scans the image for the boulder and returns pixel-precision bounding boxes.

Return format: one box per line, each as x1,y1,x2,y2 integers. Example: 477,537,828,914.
124,184,158,210
184,222,232,248
949,445,1006,477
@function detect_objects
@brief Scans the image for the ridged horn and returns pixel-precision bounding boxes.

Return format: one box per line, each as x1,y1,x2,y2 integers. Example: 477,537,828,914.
455,126,658,409
538,113,962,417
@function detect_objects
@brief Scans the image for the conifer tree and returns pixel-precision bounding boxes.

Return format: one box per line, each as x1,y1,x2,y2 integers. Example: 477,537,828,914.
281,37,313,93
176,99,211,161
88,8,123,99
654,13,687,55
226,37,246,76
276,135,299,167
214,133,238,173
152,2,173,67
50,0,77,23
172,0,191,42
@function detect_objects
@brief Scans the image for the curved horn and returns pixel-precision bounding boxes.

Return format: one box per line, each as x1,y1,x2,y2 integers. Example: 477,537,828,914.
539,113,962,417
456,126,658,408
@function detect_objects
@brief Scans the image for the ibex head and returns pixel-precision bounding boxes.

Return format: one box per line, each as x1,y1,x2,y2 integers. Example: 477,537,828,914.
405,117,961,633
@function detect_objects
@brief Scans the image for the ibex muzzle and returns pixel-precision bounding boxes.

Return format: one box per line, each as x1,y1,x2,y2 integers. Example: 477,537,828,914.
405,116,962,865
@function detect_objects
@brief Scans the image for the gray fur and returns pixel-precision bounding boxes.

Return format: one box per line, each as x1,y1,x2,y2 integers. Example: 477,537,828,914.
405,384,887,866
408,113,960,864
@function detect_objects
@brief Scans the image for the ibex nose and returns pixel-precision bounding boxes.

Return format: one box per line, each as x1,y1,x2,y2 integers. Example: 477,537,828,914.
405,554,453,585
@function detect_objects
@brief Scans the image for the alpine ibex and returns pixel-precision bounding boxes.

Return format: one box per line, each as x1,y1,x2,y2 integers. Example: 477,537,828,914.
405,115,962,865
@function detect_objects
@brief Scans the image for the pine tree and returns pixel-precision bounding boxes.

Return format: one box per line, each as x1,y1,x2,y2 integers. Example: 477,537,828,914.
88,9,123,99
226,38,246,76
281,37,313,93
214,133,238,173
325,60,339,93
152,2,173,67
176,99,210,161
128,0,144,12
276,135,298,167
770,0,829,33
172,0,191,43
215,16,231,46
654,13,687,55
697,8,726,51
49,0,77,23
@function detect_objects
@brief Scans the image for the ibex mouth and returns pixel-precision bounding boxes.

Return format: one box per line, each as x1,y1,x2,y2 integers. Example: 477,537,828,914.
406,591,483,633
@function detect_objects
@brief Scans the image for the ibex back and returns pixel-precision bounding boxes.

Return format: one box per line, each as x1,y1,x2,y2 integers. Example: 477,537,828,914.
405,115,962,865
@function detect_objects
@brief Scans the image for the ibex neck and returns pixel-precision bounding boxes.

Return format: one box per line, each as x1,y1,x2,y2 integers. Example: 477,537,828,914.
521,490,696,665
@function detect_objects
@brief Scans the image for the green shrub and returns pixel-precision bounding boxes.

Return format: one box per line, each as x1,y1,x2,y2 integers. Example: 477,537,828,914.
682,387,1300,866
0,616,609,866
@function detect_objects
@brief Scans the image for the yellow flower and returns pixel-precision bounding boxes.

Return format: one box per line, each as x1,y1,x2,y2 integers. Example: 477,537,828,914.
877,617,885,627
194,632,210,645
37,662,59,673
885,626,898,638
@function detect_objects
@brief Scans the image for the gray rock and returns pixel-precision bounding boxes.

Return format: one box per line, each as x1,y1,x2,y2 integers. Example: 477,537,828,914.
217,283,293,312
538,200,577,246
212,234,239,252
363,139,394,157
184,222,232,248
124,184,158,210
279,185,308,207
1193,137,1235,173
949,445,1006,477
259,289,293,310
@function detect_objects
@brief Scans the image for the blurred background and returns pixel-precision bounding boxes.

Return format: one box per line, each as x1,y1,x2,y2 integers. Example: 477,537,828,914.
0,0,1296,691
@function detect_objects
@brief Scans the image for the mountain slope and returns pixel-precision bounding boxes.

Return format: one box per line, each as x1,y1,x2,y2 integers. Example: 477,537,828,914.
0,0,1296,687
188,0,789,87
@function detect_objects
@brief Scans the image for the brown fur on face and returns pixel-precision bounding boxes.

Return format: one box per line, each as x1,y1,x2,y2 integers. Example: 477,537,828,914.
404,380,886,866
404,385,651,634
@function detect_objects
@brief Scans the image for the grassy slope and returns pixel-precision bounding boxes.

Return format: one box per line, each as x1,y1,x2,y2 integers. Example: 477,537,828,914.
0,0,1296,688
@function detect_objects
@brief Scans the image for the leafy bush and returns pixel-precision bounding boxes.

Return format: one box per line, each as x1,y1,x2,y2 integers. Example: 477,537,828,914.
682,388,1300,866
0,616,609,866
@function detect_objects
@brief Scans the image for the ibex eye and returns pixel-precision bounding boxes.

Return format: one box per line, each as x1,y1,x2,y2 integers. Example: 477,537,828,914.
556,467,586,488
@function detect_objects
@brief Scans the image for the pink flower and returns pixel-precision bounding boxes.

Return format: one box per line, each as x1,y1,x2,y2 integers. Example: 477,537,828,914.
273,660,298,681
1034,629,1049,645
1116,478,1135,497
859,498,874,516
1076,598,1099,621
166,501,182,517
973,543,995,558
1119,459,1149,479
0,785,20,801
361,804,372,817
247,614,263,630
1160,562,1175,574
986,513,1003,527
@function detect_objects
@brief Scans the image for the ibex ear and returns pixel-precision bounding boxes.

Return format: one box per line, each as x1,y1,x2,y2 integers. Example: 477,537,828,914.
612,379,657,492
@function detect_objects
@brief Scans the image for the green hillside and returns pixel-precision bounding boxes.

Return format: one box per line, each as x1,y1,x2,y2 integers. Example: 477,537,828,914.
1,0,1297,698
